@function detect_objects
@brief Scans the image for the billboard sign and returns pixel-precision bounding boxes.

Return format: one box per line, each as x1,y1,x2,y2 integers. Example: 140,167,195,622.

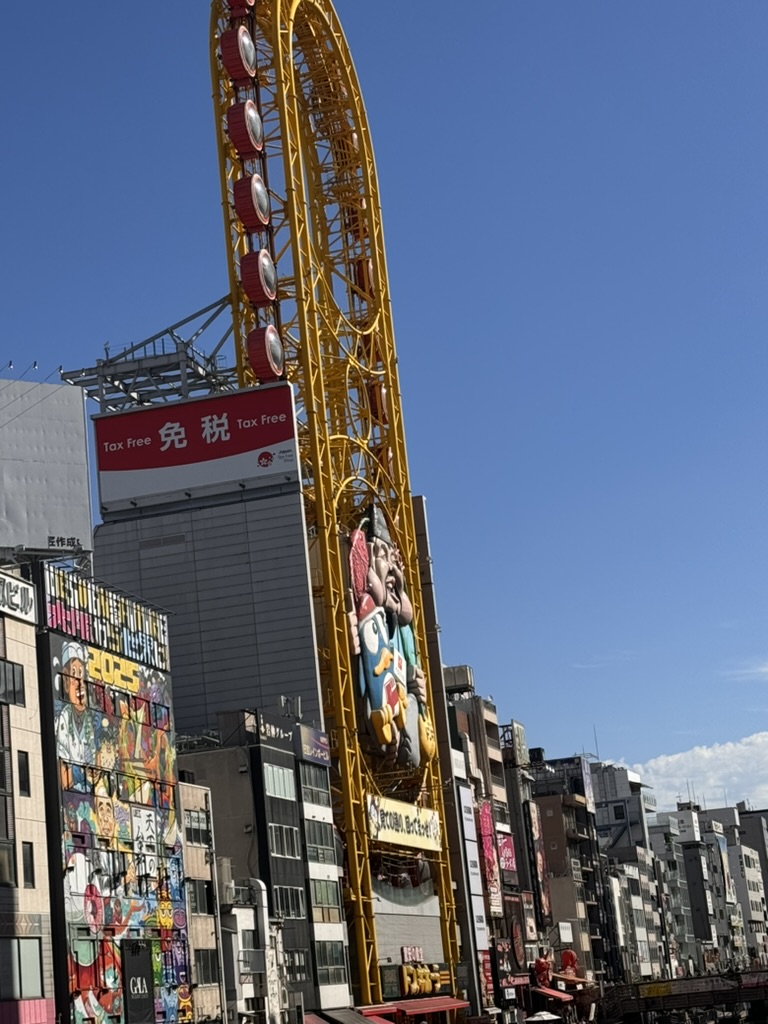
44,565,169,671
459,785,477,842
94,383,298,508
366,794,442,851
122,941,155,1024
525,800,552,926
498,833,517,873
472,893,490,951
478,800,503,917
295,724,331,767
0,570,35,624
522,891,538,941
504,895,527,971
0,379,92,552
581,756,596,814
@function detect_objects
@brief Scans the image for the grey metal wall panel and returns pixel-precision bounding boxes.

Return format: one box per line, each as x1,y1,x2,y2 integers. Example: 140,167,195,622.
0,380,92,552
94,489,322,735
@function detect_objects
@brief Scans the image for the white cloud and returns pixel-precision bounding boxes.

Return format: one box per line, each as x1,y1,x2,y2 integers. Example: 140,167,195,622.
719,660,768,681
631,732,768,812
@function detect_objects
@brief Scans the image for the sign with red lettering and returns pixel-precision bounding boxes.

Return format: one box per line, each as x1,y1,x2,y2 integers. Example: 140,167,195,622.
94,383,297,506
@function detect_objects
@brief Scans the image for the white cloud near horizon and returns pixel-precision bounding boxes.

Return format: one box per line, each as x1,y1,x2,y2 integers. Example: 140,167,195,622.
719,660,768,681
631,732,768,813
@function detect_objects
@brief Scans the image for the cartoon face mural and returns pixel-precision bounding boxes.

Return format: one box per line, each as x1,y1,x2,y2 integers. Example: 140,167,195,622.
348,504,436,768
48,593,192,1024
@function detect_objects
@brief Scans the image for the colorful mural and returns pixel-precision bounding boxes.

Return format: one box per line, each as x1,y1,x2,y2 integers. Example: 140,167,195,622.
347,504,436,768
44,566,191,1024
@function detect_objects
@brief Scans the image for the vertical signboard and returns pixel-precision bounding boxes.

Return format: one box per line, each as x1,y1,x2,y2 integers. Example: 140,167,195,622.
524,800,552,927
42,566,192,1024
581,756,596,815
521,891,538,942
478,801,503,917
504,895,527,971
498,833,517,874
122,941,155,1024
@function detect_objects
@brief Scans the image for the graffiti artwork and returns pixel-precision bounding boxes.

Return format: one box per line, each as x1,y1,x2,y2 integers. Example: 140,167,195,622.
45,569,192,1024
347,505,436,768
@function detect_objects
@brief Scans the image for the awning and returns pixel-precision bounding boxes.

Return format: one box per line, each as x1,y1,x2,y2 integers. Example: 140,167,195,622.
366,1017,396,1024
306,1016,327,1024
392,997,470,1015
358,1008,397,1019
321,1010,378,1024
533,988,573,1003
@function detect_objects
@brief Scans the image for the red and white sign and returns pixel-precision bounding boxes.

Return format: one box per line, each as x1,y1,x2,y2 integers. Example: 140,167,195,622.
95,384,297,506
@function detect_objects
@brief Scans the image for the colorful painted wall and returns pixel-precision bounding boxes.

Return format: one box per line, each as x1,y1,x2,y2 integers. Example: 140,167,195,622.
41,566,192,1024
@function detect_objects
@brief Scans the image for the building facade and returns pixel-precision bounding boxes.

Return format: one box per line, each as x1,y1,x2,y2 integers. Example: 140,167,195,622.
0,568,55,1022
34,564,193,1024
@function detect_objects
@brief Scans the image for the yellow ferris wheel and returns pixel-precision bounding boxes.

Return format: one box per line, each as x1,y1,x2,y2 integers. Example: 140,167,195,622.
210,0,458,1002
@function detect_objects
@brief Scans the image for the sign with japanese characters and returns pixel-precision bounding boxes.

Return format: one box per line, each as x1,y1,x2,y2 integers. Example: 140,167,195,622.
400,961,452,997
94,383,297,507
0,570,36,624
366,793,442,851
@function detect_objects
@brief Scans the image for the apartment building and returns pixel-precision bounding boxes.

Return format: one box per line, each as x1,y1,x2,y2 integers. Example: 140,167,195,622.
0,568,54,1022
648,814,696,973
178,781,225,1021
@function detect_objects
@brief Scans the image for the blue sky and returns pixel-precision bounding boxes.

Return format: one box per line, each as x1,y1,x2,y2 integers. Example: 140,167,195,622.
2,3,767,806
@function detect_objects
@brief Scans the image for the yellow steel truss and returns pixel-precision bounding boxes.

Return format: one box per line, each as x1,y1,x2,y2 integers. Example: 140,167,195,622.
210,0,458,1003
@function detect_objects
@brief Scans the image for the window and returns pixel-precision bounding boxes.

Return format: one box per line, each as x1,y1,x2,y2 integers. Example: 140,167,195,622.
269,824,301,859
0,660,24,707
16,752,29,799
264,763,296,801
195,948,218,986
21,843,34,888
0,938,42,998
285,949,309,983
300,763,331,806
152,703,171,731
305,819,336,864
0,707,14,884
315,940,347,986
188,879,214,915
613,805,626,820
274,885,306,919
310,878,342,923
184,809,211,846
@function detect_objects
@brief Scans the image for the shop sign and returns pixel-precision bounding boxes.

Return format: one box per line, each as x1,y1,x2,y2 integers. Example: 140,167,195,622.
498,833,517,873
257,709,293,748
401,962,452,997
43,565,169,671
0,571,35,624
122,940,155,1024
296,724,330,766
495,939,514,989
401,946,424,963
366,793,441,851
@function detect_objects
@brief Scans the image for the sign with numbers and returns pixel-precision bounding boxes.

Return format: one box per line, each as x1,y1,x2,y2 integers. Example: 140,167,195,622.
94,383,297,507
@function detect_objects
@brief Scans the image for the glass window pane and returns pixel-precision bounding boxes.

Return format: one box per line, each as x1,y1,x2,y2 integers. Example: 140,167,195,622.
19,939,41,999
0,938,19,999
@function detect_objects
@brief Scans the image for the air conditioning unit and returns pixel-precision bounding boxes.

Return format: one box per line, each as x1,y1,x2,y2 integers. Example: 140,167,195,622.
222,880,236,905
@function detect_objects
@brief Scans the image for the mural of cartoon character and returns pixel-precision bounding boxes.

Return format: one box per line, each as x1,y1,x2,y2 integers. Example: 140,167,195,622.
54,641,95,789
49,627,192,1024
348,505,436,767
